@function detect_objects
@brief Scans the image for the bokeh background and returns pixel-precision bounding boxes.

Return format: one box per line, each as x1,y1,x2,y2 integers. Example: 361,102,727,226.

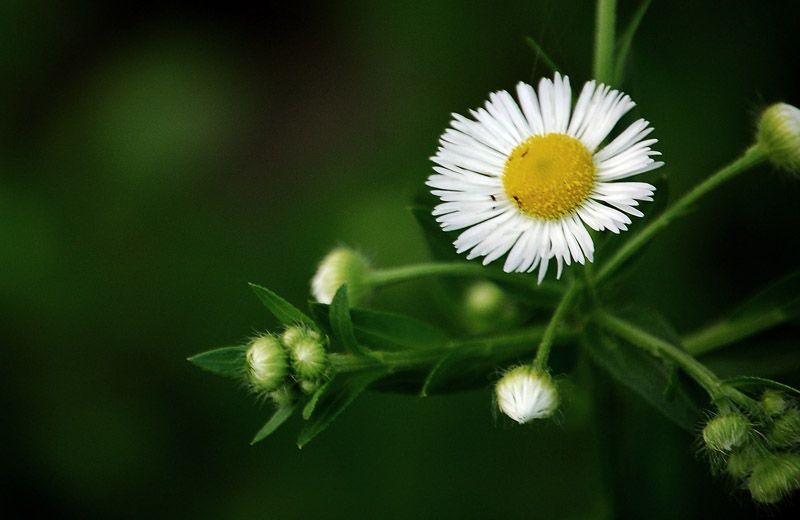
2,0,800,518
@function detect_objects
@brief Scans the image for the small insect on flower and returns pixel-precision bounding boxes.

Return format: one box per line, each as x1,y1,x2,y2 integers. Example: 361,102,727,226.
428,73,663,282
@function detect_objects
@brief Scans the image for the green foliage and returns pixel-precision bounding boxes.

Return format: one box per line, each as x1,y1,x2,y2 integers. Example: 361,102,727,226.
583,315,703,432
251,404,297,445
187,346,247,378
249,282,317,329
524,36,561,75
329,284,371,357
297,368,390,448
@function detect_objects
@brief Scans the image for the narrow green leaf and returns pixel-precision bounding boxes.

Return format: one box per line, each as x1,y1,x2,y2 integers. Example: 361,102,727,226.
251,404,297,445
421,327,547,396
613,0,652,84
187,346,247,378
302,378,334,420
524,36,561,74
584,316,703,432
248,283,316,328
297,368,389,448
721,376,800,399
329,285,371,357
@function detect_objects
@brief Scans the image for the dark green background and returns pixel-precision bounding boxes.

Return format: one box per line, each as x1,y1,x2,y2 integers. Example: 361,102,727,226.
2,0,799,518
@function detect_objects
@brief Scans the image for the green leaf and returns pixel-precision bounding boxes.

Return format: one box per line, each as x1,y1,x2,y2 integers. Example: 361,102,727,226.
187,346,247,378
613,0,652,84
721,376,800,399
297,368,389,448
302,378,334,420
248,283,316,328
584,314,703,432
311,303,447,351
524,36,561,74
251,404,297,445
329,285,371,357
421,327,546,396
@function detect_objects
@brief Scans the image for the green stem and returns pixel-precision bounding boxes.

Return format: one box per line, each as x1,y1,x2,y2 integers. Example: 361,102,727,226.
594,310,756,411
367,262,562,295
533,281,582,369
330,325,572,373
594,0,617,84
596,144,767,284
683,308,787,356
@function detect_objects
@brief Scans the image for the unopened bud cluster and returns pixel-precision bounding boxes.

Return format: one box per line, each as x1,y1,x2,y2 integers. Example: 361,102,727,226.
702,390,800,504
245,325,329,407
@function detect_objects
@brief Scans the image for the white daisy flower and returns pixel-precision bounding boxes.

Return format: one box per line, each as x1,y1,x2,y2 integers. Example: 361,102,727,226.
427,73,663,282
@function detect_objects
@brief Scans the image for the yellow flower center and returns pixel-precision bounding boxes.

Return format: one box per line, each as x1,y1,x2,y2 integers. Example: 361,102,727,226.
502,133,596,220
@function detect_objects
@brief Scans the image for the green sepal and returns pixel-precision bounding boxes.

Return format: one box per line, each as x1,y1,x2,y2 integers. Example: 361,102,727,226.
329,285,372,357
583,312,703,432
251,404,298,445
297,367,390,448
187,346,247,378
248,282,317,329
310,303,447,352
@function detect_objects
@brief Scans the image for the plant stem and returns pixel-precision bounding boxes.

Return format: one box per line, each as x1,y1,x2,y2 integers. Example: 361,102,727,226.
594,0,617,84
683,308,787,356
594,310,756,411
330,325,570,373
596,144,767,284
533,281,582,369
366,262,562,295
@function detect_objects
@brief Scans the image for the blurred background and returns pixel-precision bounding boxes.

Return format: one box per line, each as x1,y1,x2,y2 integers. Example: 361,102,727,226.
2,0,799,518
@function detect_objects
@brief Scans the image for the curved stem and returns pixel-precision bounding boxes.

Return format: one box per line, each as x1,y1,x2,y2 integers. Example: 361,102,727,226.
533,281,582,369
594,0,617,84
596,145,767,284
594,310,758,412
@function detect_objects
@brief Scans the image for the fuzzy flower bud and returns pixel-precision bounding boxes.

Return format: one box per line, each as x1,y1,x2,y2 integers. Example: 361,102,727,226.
495,366,558,424
766,408,800,448
760,389,788,417
282,325,328,381
747,453,800,504
757,102,800,174
311,247,371,304
702,414,750,452
269,383,295,408
727,446,762,480
246,335,288,392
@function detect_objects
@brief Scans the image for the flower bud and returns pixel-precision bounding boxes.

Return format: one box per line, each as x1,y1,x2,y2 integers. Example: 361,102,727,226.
747,453,800,504
702,414,750,452
299,379,321,395
463,281,517,334
766,408,800,448
282,325,328,380
495,365,558,424
757,102,800,174
727,446,762,480
246,335,288,392
760,389,788,417
269,383,295,408
311,247,371,304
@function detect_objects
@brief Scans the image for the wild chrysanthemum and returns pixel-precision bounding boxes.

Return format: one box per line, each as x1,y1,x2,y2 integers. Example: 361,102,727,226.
428,73,663,282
